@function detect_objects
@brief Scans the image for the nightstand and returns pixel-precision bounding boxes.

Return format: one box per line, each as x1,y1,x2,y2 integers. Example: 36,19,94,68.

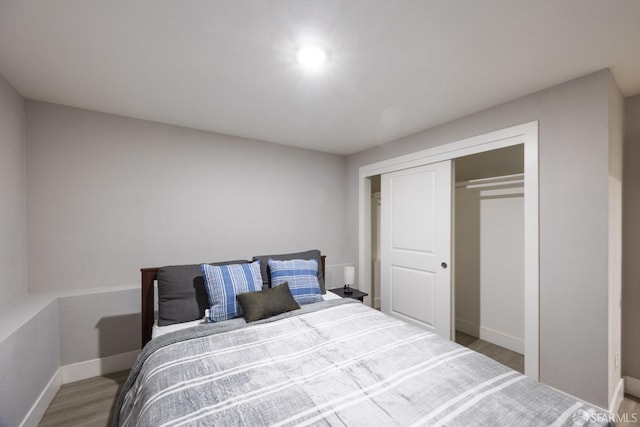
328,287,368,302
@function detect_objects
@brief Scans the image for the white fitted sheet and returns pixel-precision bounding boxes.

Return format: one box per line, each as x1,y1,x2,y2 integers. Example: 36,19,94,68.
151,317,206,339
152,292,343,339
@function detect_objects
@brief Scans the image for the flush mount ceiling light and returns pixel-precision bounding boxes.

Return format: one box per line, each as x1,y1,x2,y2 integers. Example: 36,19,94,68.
296,46,327,69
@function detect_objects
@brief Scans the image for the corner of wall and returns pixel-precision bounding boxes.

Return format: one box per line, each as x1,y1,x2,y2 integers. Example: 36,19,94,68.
0,74,28,306
622,95,640,382
607,72,624,411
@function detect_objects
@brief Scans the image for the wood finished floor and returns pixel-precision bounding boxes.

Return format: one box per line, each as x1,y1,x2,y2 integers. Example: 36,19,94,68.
618,394,640,427
39,341,639,426
39,370,128,427
455,330,525,374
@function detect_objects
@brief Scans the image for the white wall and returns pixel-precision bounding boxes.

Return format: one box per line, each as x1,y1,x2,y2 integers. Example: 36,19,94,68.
0,75,27,306
347,69,617,408
455,184,524,353
623,94,640,385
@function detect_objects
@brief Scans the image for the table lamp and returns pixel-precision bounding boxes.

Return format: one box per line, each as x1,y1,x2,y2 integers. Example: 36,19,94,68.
344,265,355,295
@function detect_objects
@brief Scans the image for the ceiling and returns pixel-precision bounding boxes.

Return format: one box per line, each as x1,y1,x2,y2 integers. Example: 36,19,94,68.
1,1,639,155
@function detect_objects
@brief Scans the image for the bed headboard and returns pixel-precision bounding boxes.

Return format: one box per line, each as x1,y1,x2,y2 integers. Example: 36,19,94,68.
141,256,326,348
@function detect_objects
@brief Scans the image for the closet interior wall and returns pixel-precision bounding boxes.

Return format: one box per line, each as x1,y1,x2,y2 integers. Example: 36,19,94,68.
370,175,381,309
454,145,525,354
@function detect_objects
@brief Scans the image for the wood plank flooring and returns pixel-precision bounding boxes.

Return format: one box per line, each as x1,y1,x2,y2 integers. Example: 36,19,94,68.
455,330,525,374
39,343,639,426
39,370,128,427
618,394,640,426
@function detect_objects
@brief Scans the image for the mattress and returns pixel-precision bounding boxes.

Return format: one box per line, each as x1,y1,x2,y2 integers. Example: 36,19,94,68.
151,290,343,339
117,299,611,426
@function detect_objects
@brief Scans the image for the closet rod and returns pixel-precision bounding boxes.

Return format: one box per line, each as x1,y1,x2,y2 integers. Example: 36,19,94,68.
456,173,524,189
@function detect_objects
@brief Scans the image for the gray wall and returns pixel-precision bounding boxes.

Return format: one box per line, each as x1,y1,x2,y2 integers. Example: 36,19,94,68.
59,289,139,365
607,74,624,402
0,301,59,427
0,75,54,427
0,75,27,306
347,70,614,407
25,101,350,363
623,94,640,380
26,101,349,294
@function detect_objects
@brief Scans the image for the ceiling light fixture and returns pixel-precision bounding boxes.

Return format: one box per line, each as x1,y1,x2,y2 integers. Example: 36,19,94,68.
296,46,327,69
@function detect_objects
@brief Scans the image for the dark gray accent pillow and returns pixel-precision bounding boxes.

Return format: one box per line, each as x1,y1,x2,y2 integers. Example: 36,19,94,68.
236,282,300,322
252,249,325,294
157,259,248,326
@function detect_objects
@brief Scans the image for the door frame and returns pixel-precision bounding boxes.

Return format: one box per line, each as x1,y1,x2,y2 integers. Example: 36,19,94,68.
358,121,539,380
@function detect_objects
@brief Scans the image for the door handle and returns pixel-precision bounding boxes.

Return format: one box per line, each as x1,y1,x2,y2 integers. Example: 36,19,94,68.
441,262,448,269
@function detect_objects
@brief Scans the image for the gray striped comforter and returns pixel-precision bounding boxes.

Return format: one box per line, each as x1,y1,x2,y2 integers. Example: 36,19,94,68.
114,299,611,426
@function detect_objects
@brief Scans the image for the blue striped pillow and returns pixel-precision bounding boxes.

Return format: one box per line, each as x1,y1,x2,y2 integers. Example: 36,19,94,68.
268,259,323,305
200,261,263,322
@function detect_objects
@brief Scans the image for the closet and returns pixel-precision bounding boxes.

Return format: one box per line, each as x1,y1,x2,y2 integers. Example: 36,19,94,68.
454,145,525,355
360,122,538,378
373,145,525,350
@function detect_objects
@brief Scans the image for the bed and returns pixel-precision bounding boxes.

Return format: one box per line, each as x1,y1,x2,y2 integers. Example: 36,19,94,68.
114,252,612,426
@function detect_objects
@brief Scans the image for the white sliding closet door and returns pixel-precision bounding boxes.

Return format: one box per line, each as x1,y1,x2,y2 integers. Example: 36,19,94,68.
381,161,452,338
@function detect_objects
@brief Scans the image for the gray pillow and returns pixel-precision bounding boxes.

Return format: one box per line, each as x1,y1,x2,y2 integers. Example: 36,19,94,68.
236,282,300,322
157,259,248,326
252,249,325,294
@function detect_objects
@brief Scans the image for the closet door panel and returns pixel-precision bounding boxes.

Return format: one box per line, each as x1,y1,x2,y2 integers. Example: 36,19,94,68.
381,161,452,338
390,266,435,326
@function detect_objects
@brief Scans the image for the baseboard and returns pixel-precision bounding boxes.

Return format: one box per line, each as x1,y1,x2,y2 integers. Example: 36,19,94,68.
19,368,62,427
610,377,625,413
61,350,139,384
546,383,610,415
625,375,640,398
455,318,524,354
455,318,480,336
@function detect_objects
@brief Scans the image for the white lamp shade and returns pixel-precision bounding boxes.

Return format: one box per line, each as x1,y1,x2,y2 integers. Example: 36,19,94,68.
344,265,355,285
